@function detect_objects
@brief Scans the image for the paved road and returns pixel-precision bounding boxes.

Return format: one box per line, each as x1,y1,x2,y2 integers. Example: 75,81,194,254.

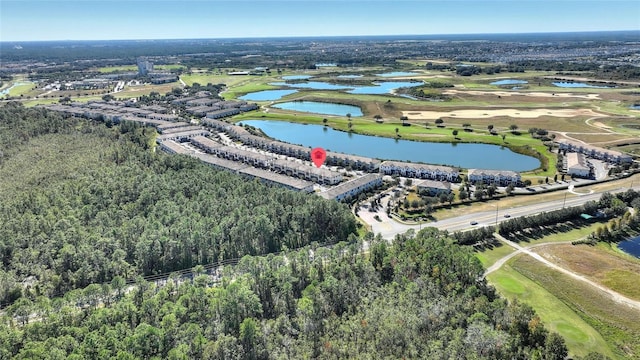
361,185,639,240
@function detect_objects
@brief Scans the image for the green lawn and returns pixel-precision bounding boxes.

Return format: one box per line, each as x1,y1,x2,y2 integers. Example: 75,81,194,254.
475,242,516,268
488,258,616,359
1,81,36,99
511,254,640,359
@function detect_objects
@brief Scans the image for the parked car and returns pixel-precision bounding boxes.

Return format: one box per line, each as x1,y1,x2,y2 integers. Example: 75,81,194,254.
504,214,511,218
470,221,478,225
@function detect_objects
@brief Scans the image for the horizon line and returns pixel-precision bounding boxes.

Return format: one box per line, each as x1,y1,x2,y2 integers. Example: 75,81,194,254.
2,29,638,43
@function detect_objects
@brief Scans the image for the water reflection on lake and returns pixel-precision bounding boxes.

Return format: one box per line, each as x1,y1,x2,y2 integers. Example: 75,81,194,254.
239,90,298,101
618,236,640,259
240,120,540,171
376,71,419,77
490,79,528,86
552,82,613,88
271,101,363,117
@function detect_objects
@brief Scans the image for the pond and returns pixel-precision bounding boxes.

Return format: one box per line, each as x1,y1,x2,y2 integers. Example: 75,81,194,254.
630,105,640,110
239,89,298,101
0,82,31,96
618,236,640,259
491,79,528,86
270,80,422,94
347,81,424,95
270,81,353,90
282,75,312,80
239,120,540,171
271,101,363,117
376,71,419,77
552,81,613,89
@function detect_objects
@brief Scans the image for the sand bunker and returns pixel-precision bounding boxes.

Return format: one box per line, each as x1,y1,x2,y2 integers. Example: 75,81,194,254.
404,108,602,120
443,89,600,100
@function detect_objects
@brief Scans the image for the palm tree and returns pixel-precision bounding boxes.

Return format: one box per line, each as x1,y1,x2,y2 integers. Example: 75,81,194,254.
322,118,328,126
395,127,399,136
346,113,352,122
452,129,459,138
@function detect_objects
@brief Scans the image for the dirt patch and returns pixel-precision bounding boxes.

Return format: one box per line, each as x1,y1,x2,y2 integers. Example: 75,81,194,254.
443,89,601,100
591,121,612,129
404,108,603,120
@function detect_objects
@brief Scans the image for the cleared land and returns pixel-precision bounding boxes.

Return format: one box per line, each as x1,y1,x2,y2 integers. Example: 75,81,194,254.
533,243,640,300
512,254,640,359
488,259,615,358
403,107,602,120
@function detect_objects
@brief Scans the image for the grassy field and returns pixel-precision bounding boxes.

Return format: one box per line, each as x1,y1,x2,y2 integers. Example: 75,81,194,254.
0,81,36,99
475,242,515,268
511,254,640,359
488,258,615,359
533,242,640,300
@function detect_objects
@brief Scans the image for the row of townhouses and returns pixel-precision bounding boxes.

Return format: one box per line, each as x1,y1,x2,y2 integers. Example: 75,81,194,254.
159,141,315,192
319,174,384,201
190,136,343,185
467,169,521,186
379,161,459,182
556,139,633,164
204,119,381,171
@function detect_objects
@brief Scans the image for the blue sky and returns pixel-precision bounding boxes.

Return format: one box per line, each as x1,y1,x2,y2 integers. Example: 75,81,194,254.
1,0,639,41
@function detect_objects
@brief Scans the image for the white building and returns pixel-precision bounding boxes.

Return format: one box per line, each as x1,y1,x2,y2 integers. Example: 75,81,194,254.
380,161,459,182
319,174,383,201
468,169,520,186
566,152,591,178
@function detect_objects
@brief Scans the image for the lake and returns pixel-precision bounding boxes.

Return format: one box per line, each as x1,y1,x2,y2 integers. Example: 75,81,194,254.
271,101,363,117
376,71,419,77
618,236,640,259
270,80,422,94
239,120,540,171
270,81,353,90
239,89,298,101
491,79,528,85
0,82,30,96
282,75,312,80
552,81,613,89
347,81,424,95
630,105,640,110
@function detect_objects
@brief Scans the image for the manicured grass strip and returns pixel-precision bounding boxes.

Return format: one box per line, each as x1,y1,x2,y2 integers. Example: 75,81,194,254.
511,255,640,359
475,242,516,268
488,257,615,359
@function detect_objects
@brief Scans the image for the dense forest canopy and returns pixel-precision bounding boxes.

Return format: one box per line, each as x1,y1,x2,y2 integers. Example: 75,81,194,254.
0,102,356,306
1,229,569,359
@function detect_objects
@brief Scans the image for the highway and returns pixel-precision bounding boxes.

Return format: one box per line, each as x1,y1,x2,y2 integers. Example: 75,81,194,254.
360,185,639,239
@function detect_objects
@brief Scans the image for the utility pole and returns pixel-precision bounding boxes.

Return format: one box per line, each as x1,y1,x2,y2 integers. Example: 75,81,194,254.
495,203,499,226
563,192,567,208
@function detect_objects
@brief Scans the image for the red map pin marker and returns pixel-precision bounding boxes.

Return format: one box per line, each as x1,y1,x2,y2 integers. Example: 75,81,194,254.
311,147,326,168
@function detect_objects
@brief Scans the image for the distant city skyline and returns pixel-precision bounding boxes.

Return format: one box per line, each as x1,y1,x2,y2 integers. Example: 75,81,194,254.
1,0,639,42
